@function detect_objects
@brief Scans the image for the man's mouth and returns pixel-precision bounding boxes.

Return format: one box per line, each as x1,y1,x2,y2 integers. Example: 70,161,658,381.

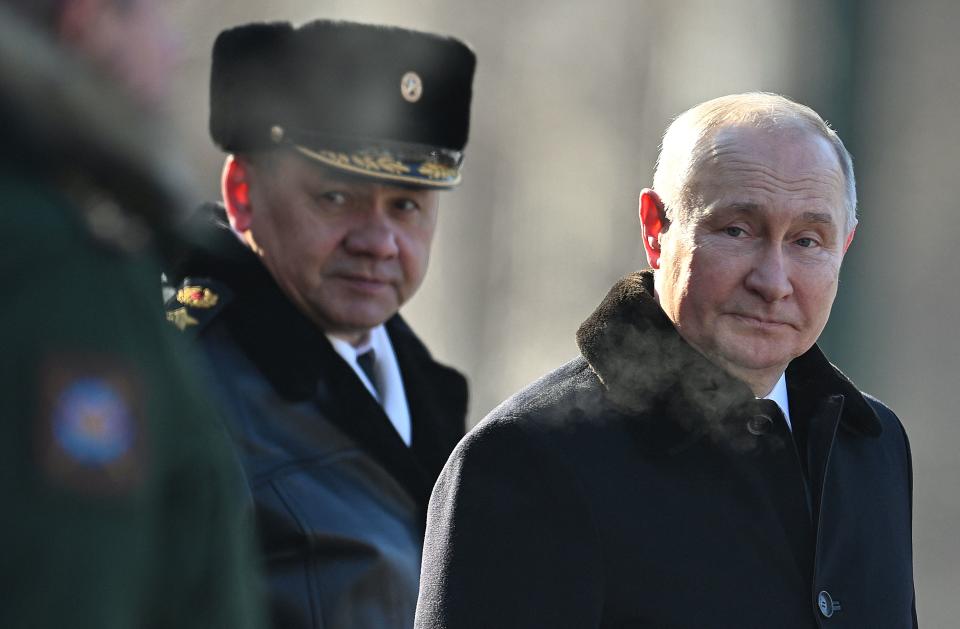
729,313,794,330
334,274,393,292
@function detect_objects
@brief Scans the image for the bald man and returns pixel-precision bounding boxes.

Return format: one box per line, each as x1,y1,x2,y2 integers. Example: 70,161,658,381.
416,93,916,629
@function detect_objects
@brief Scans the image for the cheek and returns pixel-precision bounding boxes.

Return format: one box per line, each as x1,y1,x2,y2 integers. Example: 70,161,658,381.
658,236,691,285
798,273,840,319
677,245,731,293
398,229,435,285
794,252,842,292
258,211,337,274
676,251,749,323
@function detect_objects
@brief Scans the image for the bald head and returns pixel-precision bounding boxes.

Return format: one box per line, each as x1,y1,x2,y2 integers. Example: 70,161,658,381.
652,92,857,234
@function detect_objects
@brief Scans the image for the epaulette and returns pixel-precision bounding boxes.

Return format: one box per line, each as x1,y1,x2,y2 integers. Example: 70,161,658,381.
164,277,233,334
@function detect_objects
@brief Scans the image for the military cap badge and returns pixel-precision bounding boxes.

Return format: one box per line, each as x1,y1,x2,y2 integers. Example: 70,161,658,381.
401,71,423,103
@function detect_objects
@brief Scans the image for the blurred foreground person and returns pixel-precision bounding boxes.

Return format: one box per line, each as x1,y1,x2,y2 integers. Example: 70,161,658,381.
163,20,475,629
0,1,264,627
416,93,917,628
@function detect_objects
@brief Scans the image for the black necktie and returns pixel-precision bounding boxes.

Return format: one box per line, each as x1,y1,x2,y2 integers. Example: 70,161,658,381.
357,349,380,398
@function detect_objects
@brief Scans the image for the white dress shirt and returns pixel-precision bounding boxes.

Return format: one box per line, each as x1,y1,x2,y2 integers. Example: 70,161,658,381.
762,372,792,432
326,325,413,446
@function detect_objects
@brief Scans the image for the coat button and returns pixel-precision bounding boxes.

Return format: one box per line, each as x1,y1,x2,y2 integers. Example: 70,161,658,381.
746,414,772,435
817,590,841,618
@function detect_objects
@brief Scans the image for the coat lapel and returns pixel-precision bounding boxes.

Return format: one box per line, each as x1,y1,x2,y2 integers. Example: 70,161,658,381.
311,340,438,513
388,317,468,489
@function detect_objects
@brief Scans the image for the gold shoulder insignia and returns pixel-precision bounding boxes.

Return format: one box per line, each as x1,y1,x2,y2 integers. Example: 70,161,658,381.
166,307,199,331
164,277,231,335
177,286,219,309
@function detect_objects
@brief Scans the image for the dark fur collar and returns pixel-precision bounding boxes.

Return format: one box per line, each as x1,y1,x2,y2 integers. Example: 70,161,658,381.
576,271,881,438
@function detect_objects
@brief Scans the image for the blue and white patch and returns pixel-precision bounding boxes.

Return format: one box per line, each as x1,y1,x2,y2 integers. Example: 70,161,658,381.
38,355,145,495
51,378,135,465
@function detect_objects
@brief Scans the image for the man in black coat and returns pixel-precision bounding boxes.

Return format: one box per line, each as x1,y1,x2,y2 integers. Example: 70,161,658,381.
415,93,917,628
164,20,475,629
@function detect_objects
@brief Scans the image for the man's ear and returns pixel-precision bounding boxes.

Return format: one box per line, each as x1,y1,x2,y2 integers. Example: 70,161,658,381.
639,188,668,269
843,226,856,254
221,155,253,232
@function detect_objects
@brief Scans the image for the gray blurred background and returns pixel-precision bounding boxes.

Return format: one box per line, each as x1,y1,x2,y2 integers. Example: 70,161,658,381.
166,0,959,623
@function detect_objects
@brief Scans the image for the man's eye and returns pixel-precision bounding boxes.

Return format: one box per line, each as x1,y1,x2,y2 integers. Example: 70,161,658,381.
394,198,420,212
795,237,819,248
320,191,347,205
723,226,746,237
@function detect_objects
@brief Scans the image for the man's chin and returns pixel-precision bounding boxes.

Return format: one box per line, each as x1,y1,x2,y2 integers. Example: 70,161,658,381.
712,339,799,377
323,306,397,335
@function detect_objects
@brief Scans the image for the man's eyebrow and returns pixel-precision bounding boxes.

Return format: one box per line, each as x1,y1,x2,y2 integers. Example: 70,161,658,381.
726,202,760,213
800,211,834,224
707,202,761,216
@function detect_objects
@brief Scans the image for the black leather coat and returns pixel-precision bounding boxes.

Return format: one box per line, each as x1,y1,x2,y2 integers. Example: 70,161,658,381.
416,271,916,629
168,206,468,629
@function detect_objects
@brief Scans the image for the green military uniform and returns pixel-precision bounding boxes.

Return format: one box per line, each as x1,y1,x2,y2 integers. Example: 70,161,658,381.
0,6,264,628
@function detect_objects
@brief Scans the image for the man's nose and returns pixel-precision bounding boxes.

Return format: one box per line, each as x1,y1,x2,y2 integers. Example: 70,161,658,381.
343,204,400,259
744,243,794,302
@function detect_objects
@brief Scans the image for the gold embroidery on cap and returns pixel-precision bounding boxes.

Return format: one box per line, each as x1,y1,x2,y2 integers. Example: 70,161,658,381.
352,154,380,171
346,153,412,175
318,151,352,167
418,162,458,180
296,146,460,187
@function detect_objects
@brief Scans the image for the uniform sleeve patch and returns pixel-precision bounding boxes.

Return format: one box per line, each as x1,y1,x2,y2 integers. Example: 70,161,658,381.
37,355,146,495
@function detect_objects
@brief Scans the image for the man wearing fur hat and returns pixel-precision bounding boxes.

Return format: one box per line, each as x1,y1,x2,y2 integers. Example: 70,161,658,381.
416,93,916,628
0,1,264,627
164,20,475,629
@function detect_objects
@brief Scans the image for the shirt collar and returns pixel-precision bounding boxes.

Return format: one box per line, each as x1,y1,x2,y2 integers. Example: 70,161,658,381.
762,372,792,431
326,328,379,362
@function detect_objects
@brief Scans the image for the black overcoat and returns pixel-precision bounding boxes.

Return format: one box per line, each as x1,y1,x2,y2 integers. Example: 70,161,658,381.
167,205,468,629
416,271,915,629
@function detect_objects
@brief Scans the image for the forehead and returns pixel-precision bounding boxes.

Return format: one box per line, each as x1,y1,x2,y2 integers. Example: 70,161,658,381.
687,125,846,222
